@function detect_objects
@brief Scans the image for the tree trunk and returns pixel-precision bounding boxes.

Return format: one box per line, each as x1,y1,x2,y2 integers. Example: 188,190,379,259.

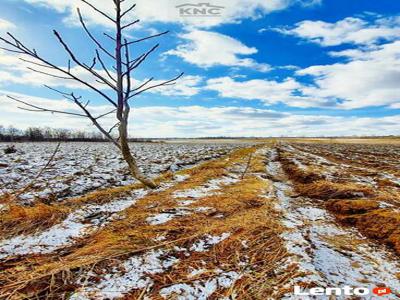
118,122,157,189
114,0,157,189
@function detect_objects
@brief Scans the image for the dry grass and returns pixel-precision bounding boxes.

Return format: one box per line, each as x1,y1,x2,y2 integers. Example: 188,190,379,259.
326,199,380,214
276,142,400,258
0,150,228,240
282,137,400,145
0,203,69,238
338,209,400,255
296,180,374,200
278,150,322,184
0,177,169,239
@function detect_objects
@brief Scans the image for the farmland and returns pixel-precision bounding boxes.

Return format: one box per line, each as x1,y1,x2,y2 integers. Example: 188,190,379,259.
0,139,400,299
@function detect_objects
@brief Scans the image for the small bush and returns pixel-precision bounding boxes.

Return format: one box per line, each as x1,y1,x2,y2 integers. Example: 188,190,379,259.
4,144,17,154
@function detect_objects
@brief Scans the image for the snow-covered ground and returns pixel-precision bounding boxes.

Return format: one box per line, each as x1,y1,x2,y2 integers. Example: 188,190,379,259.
70,234,236,300
0,175,190,259
265,148,400,300
0,142,244,202
2,143,400,300
281,143,400,190
68,158,247,299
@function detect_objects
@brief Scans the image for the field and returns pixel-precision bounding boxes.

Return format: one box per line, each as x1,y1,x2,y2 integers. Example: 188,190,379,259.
0,140,400,299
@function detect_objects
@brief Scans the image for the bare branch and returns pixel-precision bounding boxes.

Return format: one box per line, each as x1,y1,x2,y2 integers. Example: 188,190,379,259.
1,33,118,107
124,38,131,100
53,30,117,91
14,142,61,199
0,47,24,54
6,33,31,52
77,8,116,60
122,19,140,30
20,58,55,69
26,66,72,80
44,85,75,98
7,95,88,117
107,122,120,134
103,32,116,41
128,72,184,100
79,0,116,23
126,44,159,73
38,86,120,148
123,31,169,46
95,108,117,120
132,77,154,92
121,3,136,18
69,93,120,148
88,56,97,70
96,50,117,83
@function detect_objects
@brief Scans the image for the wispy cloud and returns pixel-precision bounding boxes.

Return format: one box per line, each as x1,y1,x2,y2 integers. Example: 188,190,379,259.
297,41,400,109
0,18,15,31
275,15,400,46
166,30,270,71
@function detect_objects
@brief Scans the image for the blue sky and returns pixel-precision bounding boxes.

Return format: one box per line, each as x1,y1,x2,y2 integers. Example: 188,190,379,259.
0,0,399,137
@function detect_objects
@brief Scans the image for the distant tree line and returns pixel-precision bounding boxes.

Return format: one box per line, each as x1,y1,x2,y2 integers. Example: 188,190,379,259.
0,125,162,143
0,125,107,142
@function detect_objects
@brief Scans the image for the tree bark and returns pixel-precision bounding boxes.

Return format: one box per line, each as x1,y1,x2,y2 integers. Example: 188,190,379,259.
115,0,157,189
118,122,157,188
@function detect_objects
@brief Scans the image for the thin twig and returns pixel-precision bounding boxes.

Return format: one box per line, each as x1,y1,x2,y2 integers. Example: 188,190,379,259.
14,142,61,199
241,153,253,179
79,0,116,23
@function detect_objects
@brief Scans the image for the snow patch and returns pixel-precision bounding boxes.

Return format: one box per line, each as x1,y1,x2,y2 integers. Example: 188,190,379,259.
159,271,240,300
71,250,178,300
190,233,231,252
0,189,147,259
173,176,239,199
146,208,191,225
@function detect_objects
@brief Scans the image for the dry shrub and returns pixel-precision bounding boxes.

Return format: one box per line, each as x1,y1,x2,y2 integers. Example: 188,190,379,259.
326,199,380,214
3,144,17,154
296,180,374,200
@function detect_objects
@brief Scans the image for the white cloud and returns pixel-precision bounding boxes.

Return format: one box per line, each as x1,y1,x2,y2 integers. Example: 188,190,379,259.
149,75,203,97
0,50,201,97
0,91,399,137
166,30,270,71
277,15,400,46
205,76,330,107
0,18,15,31
297,41,400,109
0,50,113,90
21,0,308,29
0,90,114,130
211,39,400,109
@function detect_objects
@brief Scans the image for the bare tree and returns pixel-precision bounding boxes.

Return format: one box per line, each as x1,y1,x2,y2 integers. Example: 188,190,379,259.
0,0,183,188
